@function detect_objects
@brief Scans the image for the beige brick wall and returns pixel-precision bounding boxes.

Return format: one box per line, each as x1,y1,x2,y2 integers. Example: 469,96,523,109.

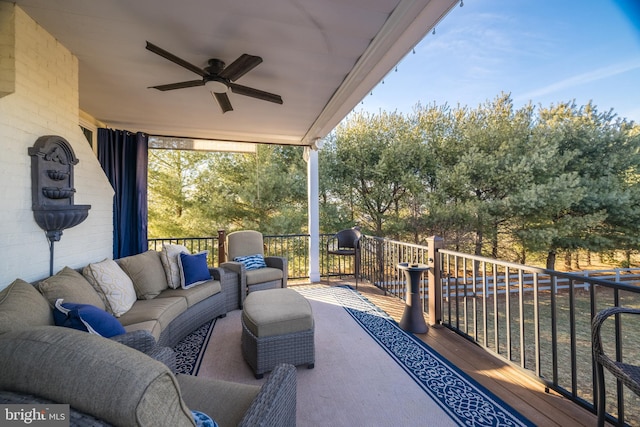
0,4,114,288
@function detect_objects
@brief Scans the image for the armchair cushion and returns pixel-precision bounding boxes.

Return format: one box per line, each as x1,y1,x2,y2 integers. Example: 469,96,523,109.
177,373,260,427
245,268,283,286
234,254,267,271
226,230,264,260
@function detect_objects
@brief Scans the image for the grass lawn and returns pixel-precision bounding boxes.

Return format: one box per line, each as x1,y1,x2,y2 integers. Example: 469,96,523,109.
443,285,640,424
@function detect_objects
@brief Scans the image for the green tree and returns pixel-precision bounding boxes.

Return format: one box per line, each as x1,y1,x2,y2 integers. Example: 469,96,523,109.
321,110,432,237
148,148,212,237
192,145,308,234
524,103,638,268
418,94,537,256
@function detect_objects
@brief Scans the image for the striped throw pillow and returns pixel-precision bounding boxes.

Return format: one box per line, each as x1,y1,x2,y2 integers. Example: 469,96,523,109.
234,254,267,271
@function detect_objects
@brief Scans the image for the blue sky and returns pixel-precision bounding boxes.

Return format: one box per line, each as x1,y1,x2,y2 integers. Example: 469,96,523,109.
355,0,640,123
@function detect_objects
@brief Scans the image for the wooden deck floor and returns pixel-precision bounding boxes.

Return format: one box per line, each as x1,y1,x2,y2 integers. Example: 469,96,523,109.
291,278,601,427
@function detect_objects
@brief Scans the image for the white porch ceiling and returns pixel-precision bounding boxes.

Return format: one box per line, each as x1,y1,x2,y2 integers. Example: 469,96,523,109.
12,0,458,146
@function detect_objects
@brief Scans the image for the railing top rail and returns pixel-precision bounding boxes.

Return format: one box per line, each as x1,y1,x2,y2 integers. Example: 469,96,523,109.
149,236,218,240
363,235,430,251
439,248,640,292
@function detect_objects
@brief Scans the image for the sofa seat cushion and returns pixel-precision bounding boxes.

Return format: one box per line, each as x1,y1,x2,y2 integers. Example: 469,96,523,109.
178,373,260,427
118,297,188,330
157,280,221,307
117,250,170,299
38,266,106,310
0,326,195,427
0,279,54,334
245,267,283,286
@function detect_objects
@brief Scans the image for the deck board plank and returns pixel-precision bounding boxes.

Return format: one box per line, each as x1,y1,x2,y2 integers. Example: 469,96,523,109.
301,279,602,426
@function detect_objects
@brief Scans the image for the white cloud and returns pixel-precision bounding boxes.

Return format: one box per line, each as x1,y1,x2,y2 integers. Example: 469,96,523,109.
516,60,640,101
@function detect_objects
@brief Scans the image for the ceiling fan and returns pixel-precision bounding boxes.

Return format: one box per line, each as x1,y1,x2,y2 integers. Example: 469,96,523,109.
145,41,283,113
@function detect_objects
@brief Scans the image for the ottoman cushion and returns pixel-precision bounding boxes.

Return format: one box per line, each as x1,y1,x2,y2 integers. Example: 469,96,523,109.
242,288,313,337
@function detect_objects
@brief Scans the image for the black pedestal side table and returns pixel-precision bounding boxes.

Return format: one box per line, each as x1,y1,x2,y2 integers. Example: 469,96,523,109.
397,262,429,334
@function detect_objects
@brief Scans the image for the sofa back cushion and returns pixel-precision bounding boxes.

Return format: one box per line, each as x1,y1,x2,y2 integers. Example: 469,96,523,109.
0,279,54,334
0,326,195,427
160,244,191,289
82,259,137,317
38,266,106,310
117,251,169,299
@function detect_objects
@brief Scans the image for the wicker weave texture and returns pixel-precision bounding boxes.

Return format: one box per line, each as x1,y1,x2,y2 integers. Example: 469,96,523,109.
247,280,282,293
239,363,297,427
0,391,112,426
592,306,640,426
242,317,314,377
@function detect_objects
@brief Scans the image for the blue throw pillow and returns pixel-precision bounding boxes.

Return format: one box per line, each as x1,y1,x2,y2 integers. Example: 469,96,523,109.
53,299,126,338
191,410,218,427
234,254,267,271
178,251,212,289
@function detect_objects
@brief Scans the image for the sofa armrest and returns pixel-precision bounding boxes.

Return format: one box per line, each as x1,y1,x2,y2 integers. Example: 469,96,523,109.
239,363,296,427
0,327,194,427
110,329,157,353
219,261,247,306
210,266,242,311
264,256,288,288
110,330,176,373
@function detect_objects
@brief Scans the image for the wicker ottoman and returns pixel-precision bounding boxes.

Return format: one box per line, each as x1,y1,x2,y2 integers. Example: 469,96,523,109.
241,288,315,379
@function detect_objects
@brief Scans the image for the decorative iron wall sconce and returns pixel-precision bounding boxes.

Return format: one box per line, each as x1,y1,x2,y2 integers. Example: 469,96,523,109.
29,135,91,275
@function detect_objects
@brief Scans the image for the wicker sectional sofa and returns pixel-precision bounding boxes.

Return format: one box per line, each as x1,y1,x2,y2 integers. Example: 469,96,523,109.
0,249,297,427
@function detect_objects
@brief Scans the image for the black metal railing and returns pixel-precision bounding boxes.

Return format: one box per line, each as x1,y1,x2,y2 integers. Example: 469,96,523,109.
148,236,221,266
358,235,430,300
438,249,640,426
149,233,365,280
149,233,640,425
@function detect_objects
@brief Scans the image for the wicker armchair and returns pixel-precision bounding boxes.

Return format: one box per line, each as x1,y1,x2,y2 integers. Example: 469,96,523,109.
221,230,288,305
592,306,640,427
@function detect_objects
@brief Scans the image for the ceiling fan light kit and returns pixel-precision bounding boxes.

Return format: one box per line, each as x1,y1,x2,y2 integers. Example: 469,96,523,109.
206,80,228,94
145,41,283,114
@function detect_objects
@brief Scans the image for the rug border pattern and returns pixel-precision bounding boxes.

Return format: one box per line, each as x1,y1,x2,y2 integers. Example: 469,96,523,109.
326,285,535,427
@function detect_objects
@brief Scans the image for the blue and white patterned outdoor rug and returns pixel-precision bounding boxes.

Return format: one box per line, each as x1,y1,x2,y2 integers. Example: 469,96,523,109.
174,285,535,427
174,318,216,375
296,285,534,427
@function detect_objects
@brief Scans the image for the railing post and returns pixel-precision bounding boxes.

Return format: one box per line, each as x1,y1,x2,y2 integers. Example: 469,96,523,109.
427,235,444,326
217,229,226,265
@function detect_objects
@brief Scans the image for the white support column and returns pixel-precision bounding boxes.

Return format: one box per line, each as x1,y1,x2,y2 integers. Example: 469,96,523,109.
305,146,321,282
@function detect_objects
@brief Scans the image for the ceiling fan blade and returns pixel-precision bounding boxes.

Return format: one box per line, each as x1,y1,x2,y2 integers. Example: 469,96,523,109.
212,92,233,113
146,41,207,78
228,83,283,104
149,80,205,91
219,54,263,81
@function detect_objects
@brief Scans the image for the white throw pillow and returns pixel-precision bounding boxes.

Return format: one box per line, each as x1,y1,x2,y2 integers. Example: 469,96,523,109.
160,244,191,289
82,259,137,317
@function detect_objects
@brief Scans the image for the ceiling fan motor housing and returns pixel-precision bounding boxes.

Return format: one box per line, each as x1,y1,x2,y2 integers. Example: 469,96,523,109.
205,59,225,76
